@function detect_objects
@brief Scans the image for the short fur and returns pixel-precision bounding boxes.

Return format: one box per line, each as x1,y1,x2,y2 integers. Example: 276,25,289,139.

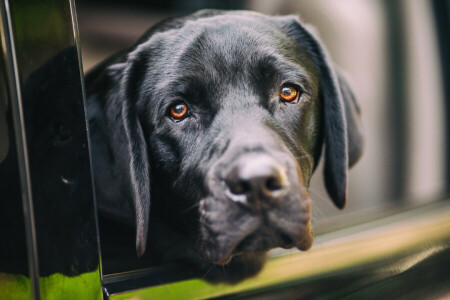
86,10,363,283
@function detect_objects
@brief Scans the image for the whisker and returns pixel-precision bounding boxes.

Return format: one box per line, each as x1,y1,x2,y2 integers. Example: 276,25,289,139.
309,189,331,203
180,202,200,215
222,265,228,282
202,265,216,280
308,189,330,222
311,202,325,222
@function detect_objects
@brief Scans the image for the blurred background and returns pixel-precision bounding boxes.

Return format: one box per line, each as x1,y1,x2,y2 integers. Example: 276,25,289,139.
77,0,448,228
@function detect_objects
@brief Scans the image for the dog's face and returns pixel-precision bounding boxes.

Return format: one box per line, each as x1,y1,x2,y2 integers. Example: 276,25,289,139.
87,10,363,282
147,15,323,265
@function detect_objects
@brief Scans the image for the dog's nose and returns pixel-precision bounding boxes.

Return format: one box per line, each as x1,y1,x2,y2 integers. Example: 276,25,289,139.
225,154,289,207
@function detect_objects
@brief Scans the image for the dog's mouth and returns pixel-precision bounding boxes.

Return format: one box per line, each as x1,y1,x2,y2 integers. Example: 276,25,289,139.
198,187,314,266
210,220,314,266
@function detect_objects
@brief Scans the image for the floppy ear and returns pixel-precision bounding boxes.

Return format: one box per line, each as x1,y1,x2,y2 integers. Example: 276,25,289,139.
336,70,364,168
86,55,150,257
119,58,151,257
278,17,364,209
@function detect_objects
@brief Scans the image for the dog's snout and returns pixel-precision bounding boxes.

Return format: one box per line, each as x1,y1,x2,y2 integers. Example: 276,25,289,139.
225,154,289,207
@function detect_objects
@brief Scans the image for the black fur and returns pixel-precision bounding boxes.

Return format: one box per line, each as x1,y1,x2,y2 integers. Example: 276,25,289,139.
86,10,363,283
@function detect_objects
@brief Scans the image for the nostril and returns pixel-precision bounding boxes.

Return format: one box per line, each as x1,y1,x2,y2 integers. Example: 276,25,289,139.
229,180,252,195
224,154,289,205
265,176,283,191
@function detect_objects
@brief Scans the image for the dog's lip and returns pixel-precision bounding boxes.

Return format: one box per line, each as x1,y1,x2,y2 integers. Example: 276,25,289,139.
291,221,314,251
214,253,234,265
211,224,313,265
211,242,242,265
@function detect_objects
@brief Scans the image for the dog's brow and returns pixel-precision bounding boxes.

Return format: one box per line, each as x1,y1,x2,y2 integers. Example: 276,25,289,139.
281,70,312,91
271,63,313,94
257,55,312,88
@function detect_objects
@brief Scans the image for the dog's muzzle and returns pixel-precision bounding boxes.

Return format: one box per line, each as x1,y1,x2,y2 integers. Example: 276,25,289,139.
199,144,313,265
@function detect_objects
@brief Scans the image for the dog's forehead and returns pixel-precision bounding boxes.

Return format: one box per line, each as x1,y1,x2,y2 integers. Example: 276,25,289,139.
137,13,318,117
143,14,299,79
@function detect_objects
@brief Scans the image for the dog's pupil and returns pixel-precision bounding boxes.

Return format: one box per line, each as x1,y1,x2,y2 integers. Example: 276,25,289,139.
173,103,186,115
282,87,293,96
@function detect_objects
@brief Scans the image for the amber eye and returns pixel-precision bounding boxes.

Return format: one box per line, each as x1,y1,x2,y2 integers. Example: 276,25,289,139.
280,86,300,103
169,102,189,121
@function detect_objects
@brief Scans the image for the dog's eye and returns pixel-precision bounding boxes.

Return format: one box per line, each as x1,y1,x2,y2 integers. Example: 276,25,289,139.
280,85,301,103
169,102,189,121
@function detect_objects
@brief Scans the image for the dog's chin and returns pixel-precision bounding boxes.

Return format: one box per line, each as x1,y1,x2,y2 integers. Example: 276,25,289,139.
197,252,268,284
201,223,314,266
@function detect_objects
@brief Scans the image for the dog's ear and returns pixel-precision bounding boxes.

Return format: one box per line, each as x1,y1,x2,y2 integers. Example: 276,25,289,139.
86,53,150,257
119,56,151,257
336,70,364,169
277,16,364,209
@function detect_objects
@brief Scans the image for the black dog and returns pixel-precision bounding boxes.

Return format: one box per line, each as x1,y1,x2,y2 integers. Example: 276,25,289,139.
86,9,363,283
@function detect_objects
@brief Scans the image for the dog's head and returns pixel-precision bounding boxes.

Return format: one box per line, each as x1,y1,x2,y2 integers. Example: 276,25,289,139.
87,10,363,281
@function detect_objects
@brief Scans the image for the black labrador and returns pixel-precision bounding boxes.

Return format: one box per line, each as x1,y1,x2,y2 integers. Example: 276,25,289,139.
86,9,363,283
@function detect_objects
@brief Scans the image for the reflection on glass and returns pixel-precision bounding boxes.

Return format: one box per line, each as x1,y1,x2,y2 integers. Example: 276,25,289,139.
0,17,31,299
1,0,101,298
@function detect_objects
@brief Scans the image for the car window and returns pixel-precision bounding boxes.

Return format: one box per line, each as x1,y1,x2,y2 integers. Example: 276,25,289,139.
0,0,101,299
1,0,449,299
